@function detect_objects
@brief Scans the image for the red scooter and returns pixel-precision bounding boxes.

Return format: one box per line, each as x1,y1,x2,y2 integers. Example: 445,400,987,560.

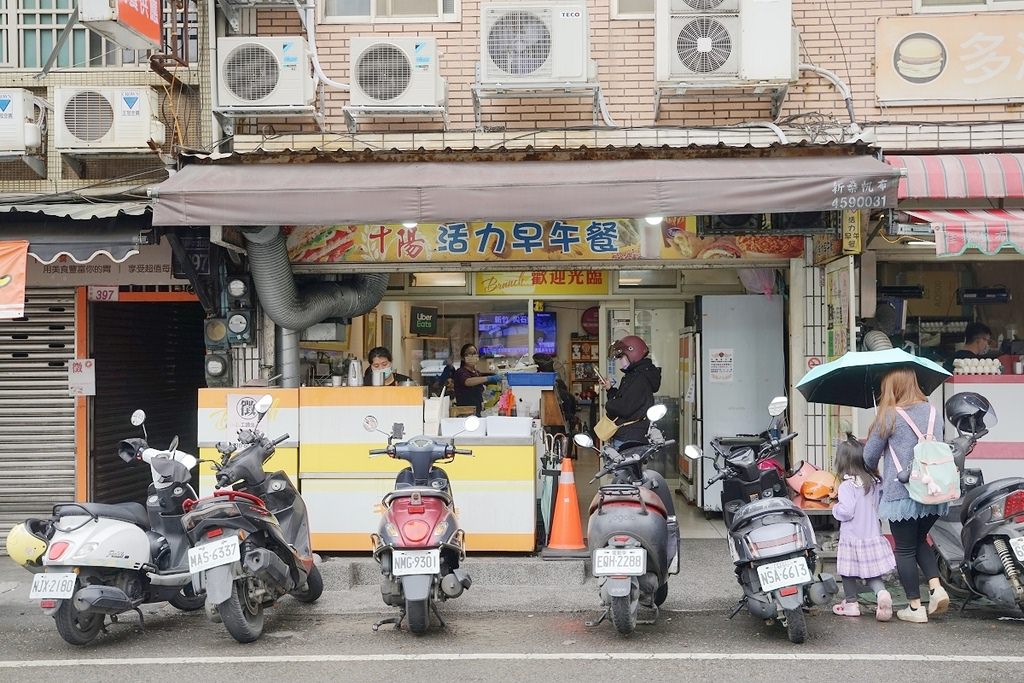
362,415,477,634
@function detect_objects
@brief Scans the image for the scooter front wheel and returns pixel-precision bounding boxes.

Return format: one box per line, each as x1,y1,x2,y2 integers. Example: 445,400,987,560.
54,599,103,646
217,578,265,643
610,595,637,635
783,607,806,644
406,598,430,634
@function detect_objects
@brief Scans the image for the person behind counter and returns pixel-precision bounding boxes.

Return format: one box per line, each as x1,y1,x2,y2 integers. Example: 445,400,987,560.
944,322,993,373
363,346,412,386
453,343,503,416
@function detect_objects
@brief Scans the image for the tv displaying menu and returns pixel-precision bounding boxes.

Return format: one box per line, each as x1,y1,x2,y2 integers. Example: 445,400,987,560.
478,312,556,357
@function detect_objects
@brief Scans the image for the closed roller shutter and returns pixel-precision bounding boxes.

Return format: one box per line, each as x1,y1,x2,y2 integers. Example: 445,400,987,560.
0,288,76,552
91,302,204,504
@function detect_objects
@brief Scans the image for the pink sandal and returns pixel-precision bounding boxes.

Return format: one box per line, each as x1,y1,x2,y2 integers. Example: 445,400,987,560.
832,601,861,617
875,590,893,622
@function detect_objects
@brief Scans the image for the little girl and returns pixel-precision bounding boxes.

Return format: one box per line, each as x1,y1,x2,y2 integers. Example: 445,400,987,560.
831,434,897,621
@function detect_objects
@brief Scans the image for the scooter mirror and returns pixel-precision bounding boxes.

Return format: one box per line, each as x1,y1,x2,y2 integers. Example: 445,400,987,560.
646,404,667,422
574,433,594,449
767,396,789,417
255,395,274,416
464,416,481,432
168,435,179,454
684,444,702,461
363,415,379,432
130,409,146,427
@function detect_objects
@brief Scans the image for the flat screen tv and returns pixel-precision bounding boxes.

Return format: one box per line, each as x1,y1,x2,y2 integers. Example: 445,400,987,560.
478,312,556,357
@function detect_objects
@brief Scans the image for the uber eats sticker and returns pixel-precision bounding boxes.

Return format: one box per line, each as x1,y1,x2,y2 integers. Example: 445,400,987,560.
120,91,142,118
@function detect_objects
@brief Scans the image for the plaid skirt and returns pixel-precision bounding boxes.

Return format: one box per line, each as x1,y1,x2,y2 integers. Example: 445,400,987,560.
837,536,896,580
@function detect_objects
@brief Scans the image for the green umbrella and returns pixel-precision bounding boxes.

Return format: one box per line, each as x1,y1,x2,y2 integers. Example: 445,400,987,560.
796,348,951,409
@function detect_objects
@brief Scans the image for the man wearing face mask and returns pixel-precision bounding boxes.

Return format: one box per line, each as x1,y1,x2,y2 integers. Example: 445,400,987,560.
598,335,662,448
363,347,412,386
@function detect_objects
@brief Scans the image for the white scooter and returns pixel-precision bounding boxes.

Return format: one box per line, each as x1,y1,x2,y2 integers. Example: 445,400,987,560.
27,409,202,645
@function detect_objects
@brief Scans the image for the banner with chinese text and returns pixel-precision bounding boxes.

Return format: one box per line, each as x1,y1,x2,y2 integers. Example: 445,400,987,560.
0,241,29,320
475,271,610,296
284,217,803,265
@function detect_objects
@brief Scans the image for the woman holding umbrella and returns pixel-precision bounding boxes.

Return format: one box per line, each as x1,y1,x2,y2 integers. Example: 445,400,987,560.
862,367,951,624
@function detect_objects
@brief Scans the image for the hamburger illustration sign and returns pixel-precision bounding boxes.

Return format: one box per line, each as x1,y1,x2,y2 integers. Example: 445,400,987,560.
876,13,1024,104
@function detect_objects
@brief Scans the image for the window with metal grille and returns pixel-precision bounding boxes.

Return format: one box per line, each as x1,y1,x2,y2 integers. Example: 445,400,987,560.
0,0,198,70
324,0,457,22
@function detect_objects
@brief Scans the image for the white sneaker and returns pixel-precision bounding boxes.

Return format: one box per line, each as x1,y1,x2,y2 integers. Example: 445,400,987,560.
896,606,928,623
928,586,949,616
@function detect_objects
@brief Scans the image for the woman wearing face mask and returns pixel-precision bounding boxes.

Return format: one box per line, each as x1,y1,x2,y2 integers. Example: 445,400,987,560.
363,347,411,386
598,335,662,449
453,343,503,417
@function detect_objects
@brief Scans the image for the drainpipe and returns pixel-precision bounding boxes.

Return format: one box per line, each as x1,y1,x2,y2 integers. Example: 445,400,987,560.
242,226,389,387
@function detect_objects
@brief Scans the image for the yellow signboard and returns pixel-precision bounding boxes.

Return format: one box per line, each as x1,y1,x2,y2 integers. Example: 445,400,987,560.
842,210,862,255
475,271,609,296
876,13,1024,104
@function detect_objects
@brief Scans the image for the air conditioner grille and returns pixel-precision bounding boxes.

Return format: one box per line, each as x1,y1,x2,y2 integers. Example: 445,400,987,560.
682,0,729,10
676,16,733,74
356,44,412,102
487,10,551,76
65,91,113,142
224,44,280,102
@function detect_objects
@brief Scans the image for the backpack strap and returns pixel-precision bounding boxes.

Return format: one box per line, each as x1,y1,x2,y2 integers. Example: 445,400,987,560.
888,445,904,474
925,405,937,441
893,406,927,441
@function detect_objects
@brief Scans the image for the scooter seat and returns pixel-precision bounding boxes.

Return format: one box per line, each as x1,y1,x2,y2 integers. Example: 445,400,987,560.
960,477,1024,524
590,485,667,517
54,502,149,528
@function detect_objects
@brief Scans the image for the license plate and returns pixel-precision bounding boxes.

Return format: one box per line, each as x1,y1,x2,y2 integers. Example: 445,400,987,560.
593,548,646,577
1010,537,1024,562
187,536,240,574
29,572,76,600
392,549,440,577
757,556,812,592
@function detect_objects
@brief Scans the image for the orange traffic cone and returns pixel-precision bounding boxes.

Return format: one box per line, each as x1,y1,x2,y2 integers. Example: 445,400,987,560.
541,457,587,559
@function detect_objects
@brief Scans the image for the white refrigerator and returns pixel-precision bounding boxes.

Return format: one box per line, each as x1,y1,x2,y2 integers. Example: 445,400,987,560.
679,295,786,512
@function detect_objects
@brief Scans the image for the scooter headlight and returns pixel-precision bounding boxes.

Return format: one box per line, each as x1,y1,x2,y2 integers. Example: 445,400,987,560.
71,542,99,560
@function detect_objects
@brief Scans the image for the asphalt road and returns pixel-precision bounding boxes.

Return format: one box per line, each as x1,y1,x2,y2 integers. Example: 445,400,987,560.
0,600,1020,683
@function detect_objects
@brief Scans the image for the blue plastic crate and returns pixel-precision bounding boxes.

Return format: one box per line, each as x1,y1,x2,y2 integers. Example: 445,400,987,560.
506,372,556,386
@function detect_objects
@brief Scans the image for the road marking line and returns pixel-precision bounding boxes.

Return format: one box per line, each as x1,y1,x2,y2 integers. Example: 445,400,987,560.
3,652,1024,668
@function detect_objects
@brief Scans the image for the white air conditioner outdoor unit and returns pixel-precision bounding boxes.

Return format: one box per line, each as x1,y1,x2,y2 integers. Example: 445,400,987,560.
55,87,165,153
349,37,445,107
0,90,42,154
216,36,316,110
655,0,795,84
479,2,590,85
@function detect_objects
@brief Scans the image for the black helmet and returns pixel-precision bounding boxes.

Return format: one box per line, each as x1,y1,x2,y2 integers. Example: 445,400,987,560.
944,392,997,434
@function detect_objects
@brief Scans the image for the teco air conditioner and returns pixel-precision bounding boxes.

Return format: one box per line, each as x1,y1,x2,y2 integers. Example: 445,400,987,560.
656,0,795,83
479,2,590,85
349,37,445,107
55,87,165,152
0,90,42,154
216,36,316,110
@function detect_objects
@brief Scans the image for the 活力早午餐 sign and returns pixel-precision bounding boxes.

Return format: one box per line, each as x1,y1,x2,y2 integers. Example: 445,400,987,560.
283,217,803,265
876,13,1024,104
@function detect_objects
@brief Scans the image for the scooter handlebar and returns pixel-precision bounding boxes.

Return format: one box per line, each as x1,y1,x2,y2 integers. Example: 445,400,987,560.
452,448,474,456
272,433,289,447
368,448,390,457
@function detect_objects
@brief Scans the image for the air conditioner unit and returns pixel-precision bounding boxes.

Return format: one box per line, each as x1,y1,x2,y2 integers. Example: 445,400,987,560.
656,0,795,83
479,2,590,85
349,37,445,108
216,36,316,110
699,211,839,236
55,87,165,153
0,90,42,154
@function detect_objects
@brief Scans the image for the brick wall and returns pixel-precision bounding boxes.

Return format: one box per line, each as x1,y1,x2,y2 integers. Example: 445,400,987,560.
253,0,1024,133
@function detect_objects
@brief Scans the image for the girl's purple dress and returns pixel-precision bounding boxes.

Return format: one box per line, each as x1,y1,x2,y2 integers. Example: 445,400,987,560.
832,475,897,579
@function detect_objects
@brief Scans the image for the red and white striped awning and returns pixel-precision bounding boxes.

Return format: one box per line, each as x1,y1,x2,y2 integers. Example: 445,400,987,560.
905,208,1024,256
885,153,1024,200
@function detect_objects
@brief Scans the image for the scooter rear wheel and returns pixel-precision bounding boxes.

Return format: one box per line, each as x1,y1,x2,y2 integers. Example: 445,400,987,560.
218,578,265,643
291,565,323,604
54,599,103,646
610,595,637,635
406,599,429,634
169,584,206,612
783,607,806,644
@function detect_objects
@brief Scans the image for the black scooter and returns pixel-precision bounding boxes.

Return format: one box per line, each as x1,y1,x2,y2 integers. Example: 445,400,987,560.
574,404,680,635
929,392,1024,614
182,395,322,643
685,396,837,644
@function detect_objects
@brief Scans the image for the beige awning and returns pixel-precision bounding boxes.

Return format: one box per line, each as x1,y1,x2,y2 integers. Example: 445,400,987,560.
152,155,900,227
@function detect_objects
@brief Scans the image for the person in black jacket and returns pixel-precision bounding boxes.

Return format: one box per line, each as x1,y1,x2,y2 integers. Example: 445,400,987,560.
598,335,662,448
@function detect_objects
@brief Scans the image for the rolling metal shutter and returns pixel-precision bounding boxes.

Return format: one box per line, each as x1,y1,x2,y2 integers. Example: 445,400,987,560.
90,302,205,504
0,288,76,552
